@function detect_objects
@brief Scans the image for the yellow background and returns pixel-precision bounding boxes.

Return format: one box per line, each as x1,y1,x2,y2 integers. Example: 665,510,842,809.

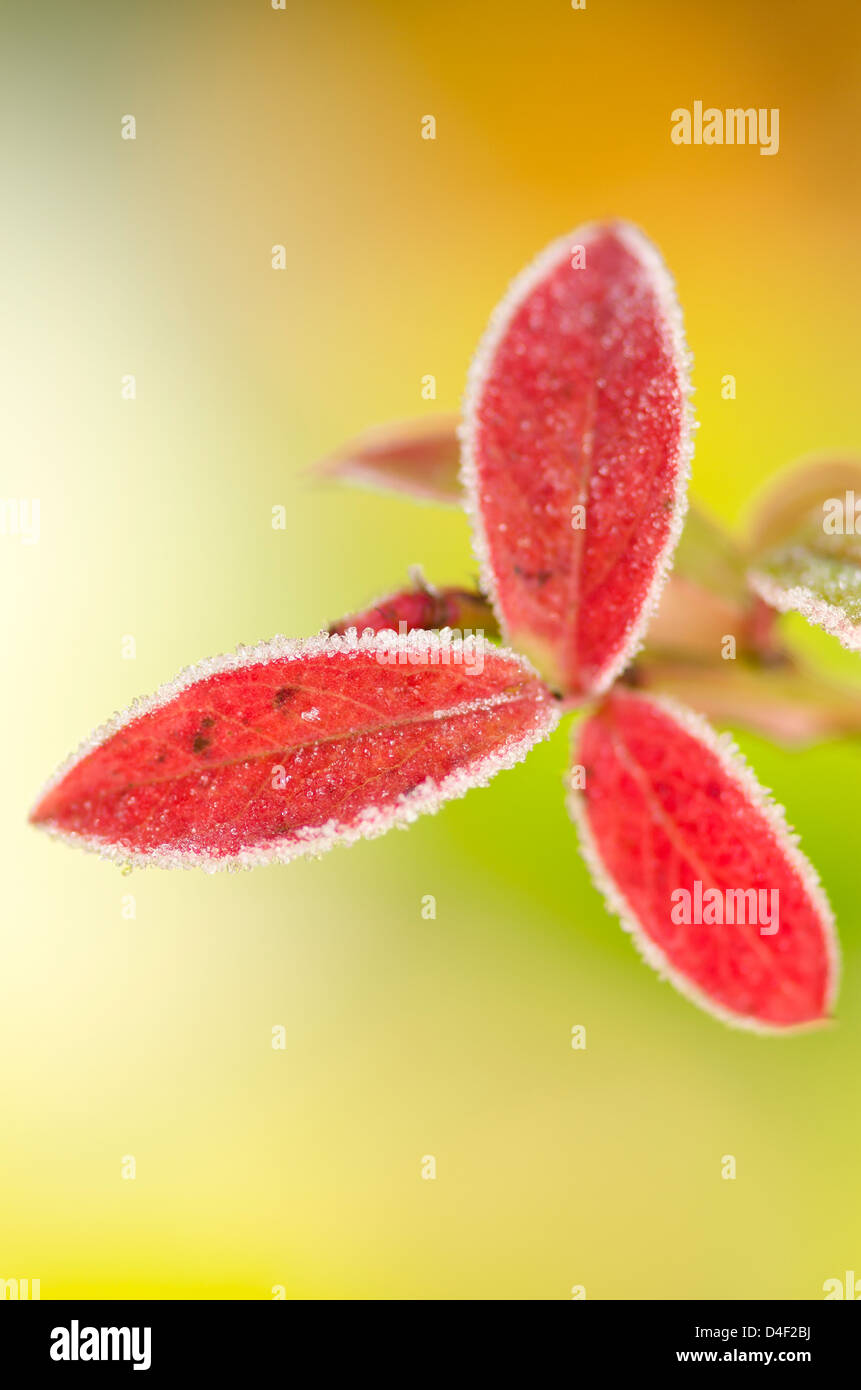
3,0,860,1298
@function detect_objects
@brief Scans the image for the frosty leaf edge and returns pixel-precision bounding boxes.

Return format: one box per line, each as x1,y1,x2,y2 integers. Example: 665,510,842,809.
567,689,840,1034
749,566,861,654
30,630,559,872
460,219,695,697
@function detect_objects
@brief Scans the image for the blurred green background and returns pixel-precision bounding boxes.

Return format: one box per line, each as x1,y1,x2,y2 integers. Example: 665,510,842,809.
2,0,860,1298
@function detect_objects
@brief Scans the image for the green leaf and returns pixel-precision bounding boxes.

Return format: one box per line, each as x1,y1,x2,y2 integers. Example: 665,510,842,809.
672,503,749,602
750,510,861,653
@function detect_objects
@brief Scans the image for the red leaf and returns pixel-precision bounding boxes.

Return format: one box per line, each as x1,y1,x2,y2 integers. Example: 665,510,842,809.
570,690,838,1031
329,582,498,640
313,415,461,505
462,221,693,698
31,632,558,870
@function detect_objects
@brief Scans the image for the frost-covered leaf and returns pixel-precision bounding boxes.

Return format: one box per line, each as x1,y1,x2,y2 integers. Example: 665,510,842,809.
329,582,498,640
313,415,461,505
462,220,694,697
749,511,861,652
570,690,838,1031
31,632,558,870
747,456,861,552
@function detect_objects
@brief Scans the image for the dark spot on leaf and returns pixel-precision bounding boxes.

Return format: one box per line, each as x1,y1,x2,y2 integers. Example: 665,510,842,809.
201,716,215,729
193,735,210,754
513,564,553,586
274,686,298,708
